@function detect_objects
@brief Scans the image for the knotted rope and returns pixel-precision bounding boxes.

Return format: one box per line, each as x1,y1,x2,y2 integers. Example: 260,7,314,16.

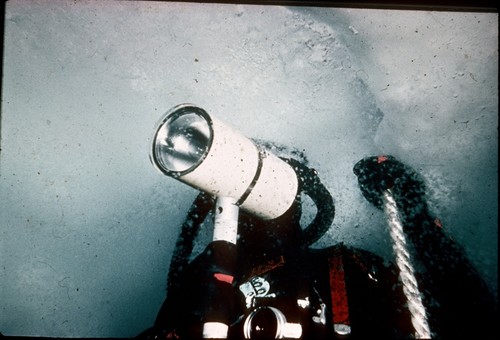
383,190,432,339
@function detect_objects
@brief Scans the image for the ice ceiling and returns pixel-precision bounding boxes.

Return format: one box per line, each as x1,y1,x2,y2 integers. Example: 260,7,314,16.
0,1,497,337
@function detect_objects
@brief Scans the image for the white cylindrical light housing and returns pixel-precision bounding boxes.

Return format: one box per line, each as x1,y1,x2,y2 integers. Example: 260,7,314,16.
151,104,298,220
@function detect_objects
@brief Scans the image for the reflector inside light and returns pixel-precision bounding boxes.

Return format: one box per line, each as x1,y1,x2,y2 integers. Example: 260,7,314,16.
152,106,212,175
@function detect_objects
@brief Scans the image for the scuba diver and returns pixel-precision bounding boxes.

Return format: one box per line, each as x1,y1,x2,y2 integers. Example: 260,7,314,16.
138,105,498,339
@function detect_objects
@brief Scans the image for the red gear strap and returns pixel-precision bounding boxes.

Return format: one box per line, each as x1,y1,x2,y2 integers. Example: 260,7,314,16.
213,272,234,284
328,249,351,330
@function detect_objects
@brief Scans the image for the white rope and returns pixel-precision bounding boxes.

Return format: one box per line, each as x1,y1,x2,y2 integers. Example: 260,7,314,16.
382,190,432,339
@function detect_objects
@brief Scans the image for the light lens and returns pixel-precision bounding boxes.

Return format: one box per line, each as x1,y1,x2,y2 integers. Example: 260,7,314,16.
152,106,212,175
247,307,279,339
244,306,287,339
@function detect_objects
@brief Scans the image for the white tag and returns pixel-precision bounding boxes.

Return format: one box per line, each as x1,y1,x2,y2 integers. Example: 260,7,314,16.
239,276,272,308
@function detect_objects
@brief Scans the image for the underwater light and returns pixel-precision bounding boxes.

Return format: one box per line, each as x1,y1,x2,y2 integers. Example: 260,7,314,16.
151,104,299,220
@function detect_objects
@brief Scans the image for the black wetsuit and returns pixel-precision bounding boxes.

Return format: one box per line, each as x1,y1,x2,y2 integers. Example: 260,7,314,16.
138,156,498,339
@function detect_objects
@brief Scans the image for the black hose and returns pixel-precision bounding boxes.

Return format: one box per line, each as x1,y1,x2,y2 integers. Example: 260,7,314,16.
165,192,214,295
284,158,335,246
154,192,214,328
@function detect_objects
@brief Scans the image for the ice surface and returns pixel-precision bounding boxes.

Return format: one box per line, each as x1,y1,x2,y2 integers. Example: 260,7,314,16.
1,1,497,337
